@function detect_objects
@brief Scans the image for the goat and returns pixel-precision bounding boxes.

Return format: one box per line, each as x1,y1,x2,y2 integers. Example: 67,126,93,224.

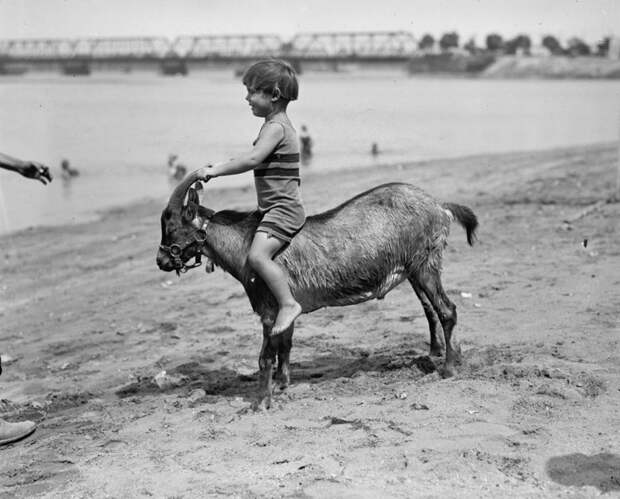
157,171,478,409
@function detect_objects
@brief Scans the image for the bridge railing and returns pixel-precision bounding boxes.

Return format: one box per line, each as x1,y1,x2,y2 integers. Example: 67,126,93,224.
0,32,420,60
73,37,172,58
0,38,77,58
172,34,285,58
287,31,418,57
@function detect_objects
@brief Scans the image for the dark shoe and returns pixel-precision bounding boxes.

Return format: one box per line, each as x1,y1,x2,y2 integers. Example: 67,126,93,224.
0,419,36,446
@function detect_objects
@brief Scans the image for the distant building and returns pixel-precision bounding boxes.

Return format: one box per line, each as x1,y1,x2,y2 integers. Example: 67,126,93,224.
609,37,620,59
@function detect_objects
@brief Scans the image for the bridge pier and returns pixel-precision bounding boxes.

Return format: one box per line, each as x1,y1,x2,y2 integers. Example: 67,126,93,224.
160,57,188,76
61,59,91,76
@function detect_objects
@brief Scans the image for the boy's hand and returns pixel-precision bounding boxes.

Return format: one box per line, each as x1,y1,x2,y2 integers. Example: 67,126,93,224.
197,165,214,182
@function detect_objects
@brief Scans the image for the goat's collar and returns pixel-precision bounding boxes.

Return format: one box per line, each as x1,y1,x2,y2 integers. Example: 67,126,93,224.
197,208,215,233
193,216,211,245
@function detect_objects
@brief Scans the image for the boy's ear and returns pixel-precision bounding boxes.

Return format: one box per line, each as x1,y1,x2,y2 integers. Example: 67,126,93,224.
271,88,281,101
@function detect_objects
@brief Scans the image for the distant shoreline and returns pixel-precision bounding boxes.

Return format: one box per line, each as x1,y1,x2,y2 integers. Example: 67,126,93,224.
481,55,620,79
3,55,620,80
406,54,620,79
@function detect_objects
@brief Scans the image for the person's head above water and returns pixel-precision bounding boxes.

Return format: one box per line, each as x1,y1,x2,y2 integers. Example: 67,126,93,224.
242,59,299,102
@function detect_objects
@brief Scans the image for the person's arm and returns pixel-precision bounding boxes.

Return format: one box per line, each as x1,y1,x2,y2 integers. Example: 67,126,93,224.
197,123,283,180
0,152,52,185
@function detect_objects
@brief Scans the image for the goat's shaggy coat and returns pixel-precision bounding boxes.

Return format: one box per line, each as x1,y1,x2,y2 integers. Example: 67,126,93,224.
158,172,478,409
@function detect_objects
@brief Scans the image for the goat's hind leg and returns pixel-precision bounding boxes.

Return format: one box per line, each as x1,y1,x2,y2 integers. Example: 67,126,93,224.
415,268,460,378
274,324,294,390
408,277,444,357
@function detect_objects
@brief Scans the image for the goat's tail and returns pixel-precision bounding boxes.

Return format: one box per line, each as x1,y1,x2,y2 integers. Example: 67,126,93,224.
443,203,478,246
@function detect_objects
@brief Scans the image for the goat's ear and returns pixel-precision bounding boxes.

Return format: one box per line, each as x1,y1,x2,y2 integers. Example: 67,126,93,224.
182,203,196,223
182,187,200,222
187,187,200,207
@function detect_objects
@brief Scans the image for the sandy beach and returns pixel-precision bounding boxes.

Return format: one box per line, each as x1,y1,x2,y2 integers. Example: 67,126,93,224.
1,143,619,498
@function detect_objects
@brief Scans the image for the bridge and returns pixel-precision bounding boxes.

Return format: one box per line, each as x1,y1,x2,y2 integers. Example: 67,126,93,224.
0,31,419,75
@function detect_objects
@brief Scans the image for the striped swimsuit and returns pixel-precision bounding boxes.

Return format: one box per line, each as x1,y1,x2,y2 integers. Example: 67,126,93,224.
253,116,305,243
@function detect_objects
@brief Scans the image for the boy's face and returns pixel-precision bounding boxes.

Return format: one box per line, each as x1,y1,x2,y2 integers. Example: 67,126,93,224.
245,86,275,117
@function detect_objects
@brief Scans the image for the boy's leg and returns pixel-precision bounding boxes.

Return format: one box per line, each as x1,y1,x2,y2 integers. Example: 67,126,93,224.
248,231,302,335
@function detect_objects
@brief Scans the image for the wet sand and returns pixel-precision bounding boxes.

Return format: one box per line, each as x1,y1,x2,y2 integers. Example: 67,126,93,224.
1,143,619,497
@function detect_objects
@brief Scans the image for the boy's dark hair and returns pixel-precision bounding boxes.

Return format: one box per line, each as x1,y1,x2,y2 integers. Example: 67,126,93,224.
242,59,299,101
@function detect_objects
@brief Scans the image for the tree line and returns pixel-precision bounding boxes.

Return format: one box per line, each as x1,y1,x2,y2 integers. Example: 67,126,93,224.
417,33,613,57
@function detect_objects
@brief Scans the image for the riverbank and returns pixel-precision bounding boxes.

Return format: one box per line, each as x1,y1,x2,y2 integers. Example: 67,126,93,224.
1,143,619,497
407,54,620,78
482,55,620,79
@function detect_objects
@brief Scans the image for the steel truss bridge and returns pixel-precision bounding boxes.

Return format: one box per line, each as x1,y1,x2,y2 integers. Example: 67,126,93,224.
0,31,419,75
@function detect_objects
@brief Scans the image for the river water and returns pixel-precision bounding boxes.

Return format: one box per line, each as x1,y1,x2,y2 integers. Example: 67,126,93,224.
0,70,618,234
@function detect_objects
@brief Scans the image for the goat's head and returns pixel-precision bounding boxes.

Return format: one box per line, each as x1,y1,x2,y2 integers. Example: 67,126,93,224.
157,171,212,274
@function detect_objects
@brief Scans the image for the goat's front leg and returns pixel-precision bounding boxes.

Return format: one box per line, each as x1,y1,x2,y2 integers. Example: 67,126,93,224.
275,324,294,390
255,324,276,410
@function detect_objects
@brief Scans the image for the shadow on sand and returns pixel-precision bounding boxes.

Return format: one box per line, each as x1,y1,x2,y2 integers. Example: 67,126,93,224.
546,453,620,493
114,348,439,401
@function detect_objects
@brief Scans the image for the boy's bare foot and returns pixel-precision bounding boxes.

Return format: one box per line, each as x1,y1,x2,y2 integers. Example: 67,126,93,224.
272,302,302,335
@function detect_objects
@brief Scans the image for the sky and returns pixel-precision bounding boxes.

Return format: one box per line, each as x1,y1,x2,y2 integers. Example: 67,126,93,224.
0,0,618,45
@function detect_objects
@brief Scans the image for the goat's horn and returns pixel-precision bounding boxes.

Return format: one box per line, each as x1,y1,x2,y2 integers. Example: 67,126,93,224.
167,170,202,212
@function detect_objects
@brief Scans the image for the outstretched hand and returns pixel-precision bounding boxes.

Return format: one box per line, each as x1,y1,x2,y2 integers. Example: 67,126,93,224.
20,162,53,185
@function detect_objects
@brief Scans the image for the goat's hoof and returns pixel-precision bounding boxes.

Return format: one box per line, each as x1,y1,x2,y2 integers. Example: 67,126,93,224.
252,397,271,412
429,347,443,358
441,364,456,378
275,370,290,390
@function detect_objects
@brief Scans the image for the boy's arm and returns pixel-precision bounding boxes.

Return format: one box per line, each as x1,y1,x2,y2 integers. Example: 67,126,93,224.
198,123,283,180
